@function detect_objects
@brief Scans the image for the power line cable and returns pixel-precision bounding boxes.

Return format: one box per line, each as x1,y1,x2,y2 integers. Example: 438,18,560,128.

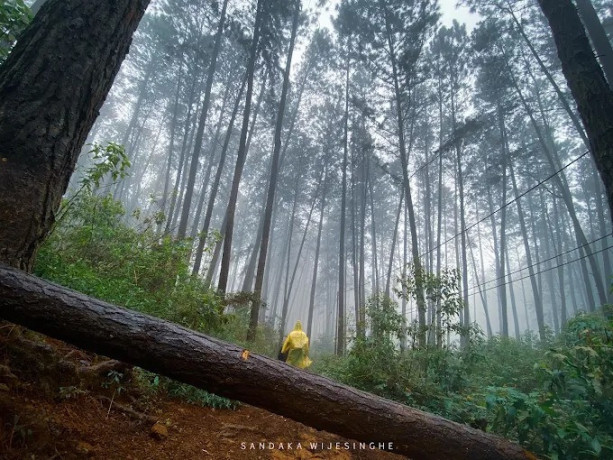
418,150,590,260
466,242,613,298
468,233,610,293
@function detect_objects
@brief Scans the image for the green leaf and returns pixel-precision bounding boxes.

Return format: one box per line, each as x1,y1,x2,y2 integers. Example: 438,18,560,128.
591,437,602,455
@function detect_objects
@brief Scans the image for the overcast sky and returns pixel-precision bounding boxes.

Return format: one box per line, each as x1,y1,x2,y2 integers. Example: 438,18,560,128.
439,0,480,31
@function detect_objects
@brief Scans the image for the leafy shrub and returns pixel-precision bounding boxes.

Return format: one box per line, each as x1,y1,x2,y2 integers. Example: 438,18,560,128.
133,369,238,410
35,190,226,334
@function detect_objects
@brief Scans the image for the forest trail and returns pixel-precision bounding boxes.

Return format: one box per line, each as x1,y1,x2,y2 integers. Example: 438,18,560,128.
0,327,403,460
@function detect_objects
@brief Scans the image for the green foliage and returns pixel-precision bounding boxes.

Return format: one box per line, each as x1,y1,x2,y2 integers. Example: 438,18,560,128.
0,0,30,62
81,142,131,193
396,265,468,346
315,273,613,460
165,380,238,410
133,369,238,410
35,191,226,334
214,292,279,358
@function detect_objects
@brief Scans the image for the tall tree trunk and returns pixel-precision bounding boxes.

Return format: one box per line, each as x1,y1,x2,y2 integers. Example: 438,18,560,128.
337,50,349,356
504,250,521,340
575,0,613,87
369,159,380,300
192,75,247,275
552,197,569,326
164,72,201,235
496,105,509,337
189,81,233,241
455,136,470,344
537,0,613,220
540,189,560,334
249,1,301,341
468,229,493,338
0,0,150,270
509,8,590,148
509,162,545,339
176,0,229,238
307,166,329,338
218,0,264,293
158,71,184,231
382,5,426,347
510,70,607,307
385,193,403,297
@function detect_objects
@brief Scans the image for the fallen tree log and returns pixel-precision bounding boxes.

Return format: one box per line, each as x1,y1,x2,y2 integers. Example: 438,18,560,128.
0,265,536,459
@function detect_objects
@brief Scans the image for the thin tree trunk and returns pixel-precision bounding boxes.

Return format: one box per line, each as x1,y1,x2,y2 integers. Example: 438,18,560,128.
337,50,349,356
385,193,403,297
218,0,264,293
382,4,426,347
552,197,568,326
509,162,545,339
510,70,607,307
158,71,184,231
192,75,247,275
307,166,329,338
164,72,201,235
497,105,509,338
177,0,229,238
249,1,301,341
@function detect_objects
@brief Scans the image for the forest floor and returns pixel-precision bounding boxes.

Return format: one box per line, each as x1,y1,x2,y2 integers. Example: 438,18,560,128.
0,324,404,460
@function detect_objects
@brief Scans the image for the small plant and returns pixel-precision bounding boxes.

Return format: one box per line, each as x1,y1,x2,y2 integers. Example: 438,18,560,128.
58,385,87,400
102,370,126,395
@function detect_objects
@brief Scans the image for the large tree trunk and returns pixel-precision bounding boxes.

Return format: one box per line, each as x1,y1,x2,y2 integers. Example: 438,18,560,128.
0,264,535,460
0,0,150,271
575,0,613,88
537,0,613,221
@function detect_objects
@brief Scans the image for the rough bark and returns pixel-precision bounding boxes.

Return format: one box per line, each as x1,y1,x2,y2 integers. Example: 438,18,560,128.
0,0,150,270
537,0,613,221
575,0,613,88
0,264,536,460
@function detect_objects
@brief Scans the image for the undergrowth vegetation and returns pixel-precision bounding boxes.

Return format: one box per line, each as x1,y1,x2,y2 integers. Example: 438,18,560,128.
314,296,613,460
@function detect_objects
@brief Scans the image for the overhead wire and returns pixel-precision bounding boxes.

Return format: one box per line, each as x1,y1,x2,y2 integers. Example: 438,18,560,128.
468,233,610,293
417,149,590,260
466,243,613,299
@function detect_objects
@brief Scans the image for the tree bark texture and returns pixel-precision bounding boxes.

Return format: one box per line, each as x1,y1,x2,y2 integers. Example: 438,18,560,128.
0,264,536,460
537,0,613,221
0,0,150,270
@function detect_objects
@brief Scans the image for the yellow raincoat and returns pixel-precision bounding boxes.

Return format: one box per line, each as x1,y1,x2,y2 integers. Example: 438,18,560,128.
281,321,312,369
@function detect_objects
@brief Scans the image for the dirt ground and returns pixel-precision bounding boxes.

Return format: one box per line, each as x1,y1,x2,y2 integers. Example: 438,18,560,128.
0,325,406,460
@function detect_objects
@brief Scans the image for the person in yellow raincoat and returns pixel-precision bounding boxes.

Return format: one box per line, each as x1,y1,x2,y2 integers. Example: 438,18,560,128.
280,321,312,369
